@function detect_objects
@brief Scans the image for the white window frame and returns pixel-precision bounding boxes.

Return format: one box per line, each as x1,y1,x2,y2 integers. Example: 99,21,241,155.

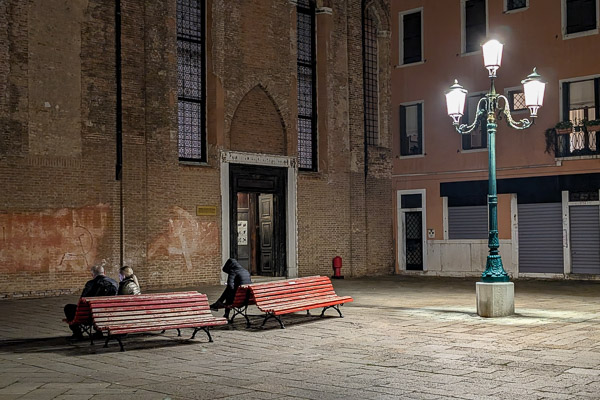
461,0,488,55
397,189,427,272
562,0,599,40
504,86,528,115
558,73,600,122
503,0,529,14
399,100,425,158
398,7,424,67
460,90,488,153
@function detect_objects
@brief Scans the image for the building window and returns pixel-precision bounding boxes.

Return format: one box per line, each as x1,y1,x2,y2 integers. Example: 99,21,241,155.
559,78,600,155
399,9,423,65
563,78,599,125
462,94,487,150
505,0,528,12
177,0,206,162
507,89,527,112
297,0,317,171
400,103,423,156
363,8,379,146
463,0,487,53
565,0,598,35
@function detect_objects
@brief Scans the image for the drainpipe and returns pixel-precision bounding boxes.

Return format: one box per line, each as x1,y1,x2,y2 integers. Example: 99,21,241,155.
115,0,124,266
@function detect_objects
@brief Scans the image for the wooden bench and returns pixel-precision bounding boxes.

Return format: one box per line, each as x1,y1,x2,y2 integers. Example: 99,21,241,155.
233,276,353,329
226,286,254,326
86,291,228,351
63,298,94,341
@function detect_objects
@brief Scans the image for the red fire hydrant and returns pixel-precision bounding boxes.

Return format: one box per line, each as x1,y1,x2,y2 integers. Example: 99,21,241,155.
332,256,344,279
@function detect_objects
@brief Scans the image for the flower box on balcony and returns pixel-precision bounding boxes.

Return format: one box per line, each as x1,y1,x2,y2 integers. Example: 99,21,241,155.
555,121,573,135
585,119,600,131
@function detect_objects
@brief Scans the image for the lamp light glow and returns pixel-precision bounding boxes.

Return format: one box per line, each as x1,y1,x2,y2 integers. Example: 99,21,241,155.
482,39,503,78
521,68,546,117
445,80,468,125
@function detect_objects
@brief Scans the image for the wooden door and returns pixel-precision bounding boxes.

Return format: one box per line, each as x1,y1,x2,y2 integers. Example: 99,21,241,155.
258,194,274,275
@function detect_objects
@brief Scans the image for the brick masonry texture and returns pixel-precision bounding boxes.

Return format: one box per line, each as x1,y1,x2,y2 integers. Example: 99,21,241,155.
0,0,393,298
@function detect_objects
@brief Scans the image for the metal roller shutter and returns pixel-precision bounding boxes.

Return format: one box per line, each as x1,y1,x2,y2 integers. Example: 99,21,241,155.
448,206,488,239
570,205,600,274
518,203,563,273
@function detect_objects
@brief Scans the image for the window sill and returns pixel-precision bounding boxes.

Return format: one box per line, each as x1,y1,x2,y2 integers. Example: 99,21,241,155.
460,147,487,154
460,50,481,57
395,60,425,69
397,154,425,159
503,6,528,14
563,28,598,40
179,160,210,167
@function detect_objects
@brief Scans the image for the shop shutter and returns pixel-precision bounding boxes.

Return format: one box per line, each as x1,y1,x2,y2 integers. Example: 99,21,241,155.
518,203,563,273
448,205,487,239
570,205,600,274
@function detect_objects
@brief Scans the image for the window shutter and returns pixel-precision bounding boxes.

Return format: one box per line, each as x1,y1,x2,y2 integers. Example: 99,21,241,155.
400,106,408,155
417,103,423,154
403,12,421,64
566,0,597,34
595,78,600,117
465,0,486,53
562,82,570,121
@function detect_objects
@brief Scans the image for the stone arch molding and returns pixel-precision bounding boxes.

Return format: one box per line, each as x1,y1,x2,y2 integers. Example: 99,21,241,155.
229,84,288,156
225,80,290,141
364,0,390,33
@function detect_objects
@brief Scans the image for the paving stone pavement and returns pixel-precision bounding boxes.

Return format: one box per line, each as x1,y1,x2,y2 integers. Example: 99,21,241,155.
1,276,600,399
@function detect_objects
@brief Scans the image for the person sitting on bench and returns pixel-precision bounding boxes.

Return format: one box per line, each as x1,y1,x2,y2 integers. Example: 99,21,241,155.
64,261,118,340
210,258,251,319
118,266,141,295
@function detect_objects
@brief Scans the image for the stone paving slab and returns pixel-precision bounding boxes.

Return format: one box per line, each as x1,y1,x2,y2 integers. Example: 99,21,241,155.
1,276,600,399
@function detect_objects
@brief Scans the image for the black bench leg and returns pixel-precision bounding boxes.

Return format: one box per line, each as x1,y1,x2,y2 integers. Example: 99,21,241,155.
320,305,343,318
177,328,181,337
202,327,213,342
243,311,251,328
116,336,125,352
306,310,311,316
190,327,213,342
262,313,285,329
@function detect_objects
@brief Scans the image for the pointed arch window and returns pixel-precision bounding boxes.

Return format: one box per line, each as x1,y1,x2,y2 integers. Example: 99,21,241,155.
297,0,317,171
363,8,379,146
177,0,206,162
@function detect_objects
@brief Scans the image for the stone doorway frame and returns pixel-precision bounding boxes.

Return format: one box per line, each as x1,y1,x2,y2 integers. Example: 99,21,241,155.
220,151,298,284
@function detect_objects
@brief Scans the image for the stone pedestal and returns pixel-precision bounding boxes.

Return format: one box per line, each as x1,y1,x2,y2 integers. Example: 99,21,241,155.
476,282,514,317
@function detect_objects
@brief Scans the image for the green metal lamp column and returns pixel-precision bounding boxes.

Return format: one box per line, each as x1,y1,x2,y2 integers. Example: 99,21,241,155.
482,111,509,282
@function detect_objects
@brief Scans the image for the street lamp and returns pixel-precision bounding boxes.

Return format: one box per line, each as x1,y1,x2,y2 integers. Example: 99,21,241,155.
445,40,545,315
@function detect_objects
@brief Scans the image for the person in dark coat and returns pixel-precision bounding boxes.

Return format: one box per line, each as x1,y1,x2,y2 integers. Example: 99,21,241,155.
210,258,251,319
118,266,141,295
64,261,118,340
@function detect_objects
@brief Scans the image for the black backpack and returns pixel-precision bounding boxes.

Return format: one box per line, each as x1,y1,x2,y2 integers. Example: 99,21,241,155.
91,277,117,297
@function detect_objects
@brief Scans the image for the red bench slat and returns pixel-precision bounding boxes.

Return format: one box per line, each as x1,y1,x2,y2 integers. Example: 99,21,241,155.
85,291,227,350
240,276,352,328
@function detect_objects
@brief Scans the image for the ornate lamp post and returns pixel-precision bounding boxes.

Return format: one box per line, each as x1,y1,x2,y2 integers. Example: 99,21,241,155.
445,40,546,315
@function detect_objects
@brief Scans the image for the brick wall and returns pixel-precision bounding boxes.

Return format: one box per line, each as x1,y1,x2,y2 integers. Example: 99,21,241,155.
0,0,394,298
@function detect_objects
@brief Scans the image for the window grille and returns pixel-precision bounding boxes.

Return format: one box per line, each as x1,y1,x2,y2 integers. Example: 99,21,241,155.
464,0,486,53
177,0,206,162
297,0,317,171
363,9,379,146
403,11,422,64
508,90,527,112
506,0,527,10
566,0,597,34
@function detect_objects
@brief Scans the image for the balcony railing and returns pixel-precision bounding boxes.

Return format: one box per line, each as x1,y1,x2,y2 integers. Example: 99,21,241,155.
554,127,600,158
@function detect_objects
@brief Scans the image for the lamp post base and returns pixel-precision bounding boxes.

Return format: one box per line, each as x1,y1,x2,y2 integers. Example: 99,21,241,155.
476,282,514,317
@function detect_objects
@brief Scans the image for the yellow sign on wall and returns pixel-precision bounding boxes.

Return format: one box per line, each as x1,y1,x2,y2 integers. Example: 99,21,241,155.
196,206,217,216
